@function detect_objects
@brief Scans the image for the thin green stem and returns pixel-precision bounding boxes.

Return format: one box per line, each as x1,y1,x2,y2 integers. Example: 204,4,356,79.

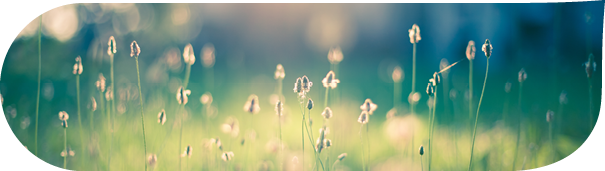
359,124,366,171
429,87,437,171
589,79,593,130
135,57,148,171
411,43,416,115
76,75,85,157
421,155,424,171
468,60,489,171
469,60,473,120
183,65,191,89
301,104,305,170
179,104,184,171
550,121,554,164
35,15,41,156
366,122,370,171
108,53,116,171
303,108,324,170
331,160,339,171
512,82,523,171
64,128,67,169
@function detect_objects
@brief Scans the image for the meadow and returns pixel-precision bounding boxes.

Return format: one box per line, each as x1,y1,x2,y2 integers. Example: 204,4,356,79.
1,3,602,171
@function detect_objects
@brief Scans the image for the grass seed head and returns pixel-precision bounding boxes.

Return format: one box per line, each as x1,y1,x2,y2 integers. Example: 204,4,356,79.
301,75,313,92
61,120,68,128
307,98,314,110
105,86,113,101
181,145,192,158
337,153,347,161
505,81,512,93
158,109,166,125
408,92,421,105
328,46,343,64
518,68,527,83
275,64,285,80
183,43,195,65
275,101,283,116
322,70,340,89
546,110,554,123
426,82,435,96
482,39,492,59
59,111,69,121
466,40,476,60
96,73,106,93
176,86,191,105
408,24,421,44
200,92,213,105
72,56,83,75
392,66,403,83
585,53,596,78
244,94,261,114
130,40,140,57
419,145,424,155
358,111,369,124
202,43,215,68
324,139,332,148
147,154,157,167
559,90,568,105
360,98,377,115
322,107,333,119
222,151,234,162
89,97,97,112
432,72,441,86
107,36,117,55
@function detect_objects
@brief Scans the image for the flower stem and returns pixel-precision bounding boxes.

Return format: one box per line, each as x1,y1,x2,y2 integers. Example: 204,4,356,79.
108,53,116,171
359,125,366,171
135,57,148,171
411,43,416,114
76,75,85,158
550,121,554,164
366,122,370,171
589,79,594,130
34,15,42,157
64,128,67,169
468,59,489,171
179,104,184,171
429,87,437,171
512,81,523,171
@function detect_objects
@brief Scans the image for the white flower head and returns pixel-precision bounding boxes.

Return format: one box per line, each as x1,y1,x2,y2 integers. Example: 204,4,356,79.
275,101,283,116
518,68,527,83
482,39,492,59
244,94,261,114
408,24,421,44
275,64,285,80
322,71,340,89
130,41,140,57
321,107,333,119
158,109,166,125
183,43,195,65
466,40,476,60
59,111,69,121
202,43,215,68
328,47,343,64
357,111,369,124
73,56,83,75
176,86,191,105
107,36,117,55
181,145,192,158
221,151,234,162
96,73,106,93
392,66,403,83
360,98,377,115
200,92,213,105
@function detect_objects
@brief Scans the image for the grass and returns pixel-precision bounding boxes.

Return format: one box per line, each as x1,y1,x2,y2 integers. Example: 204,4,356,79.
34,15,41,157
132,42,148,171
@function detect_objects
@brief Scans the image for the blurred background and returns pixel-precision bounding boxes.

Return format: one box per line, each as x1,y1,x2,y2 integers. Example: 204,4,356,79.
1,3,603,171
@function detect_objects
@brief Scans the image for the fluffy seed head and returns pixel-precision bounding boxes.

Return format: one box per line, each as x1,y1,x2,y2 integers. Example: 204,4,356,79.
408,24,421,44
419,145,424,155
275,64,285,80
307,98,314,110
585,54,596,78
426,82,434,96
222,151,234,162
221,116,240,137
337,153,347,161
202,43,215,68
107,36,117,55
61,120,68,128
505,81,512,93
392,66,403,83
176,86,191,105
482,39,492,58
158,109,166,125
358,111,369,124
59,111,69,121
89,97,97,112
244,94,261,114
200,92,213,105
324,139,332,148
301,75,313,92
432,72,441,86
105,86,114,101
328,47,343,64
546,110,554,123
559,90,568,105
96,73,106,92
73,56,83,75
216,138,223,151
321,107,333,119
130,41,140,57
181,145,192,158
322,71,340,89
275,101,283,116
360,98,377,115
466,40,476,60
148,154,157,167
183,43,195,65
293,77,303,94
518,68,527,83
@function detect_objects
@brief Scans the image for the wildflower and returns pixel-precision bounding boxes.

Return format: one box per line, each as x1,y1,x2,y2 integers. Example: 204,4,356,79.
360,98,377,115
107,36,117,55
546,110,554,123
307,98,314,110
559,90,568,105
148,154,157,167
61,147,75,157
222,151,234,162
130,41,140,57
96,73,106,93
275,101,283,116
408,92,420,105
105,86,113,101
408,24,421,44
181,145,192,158
216,138,223,151
200,92,213,105
321,107,333,119
324,139,332,148
322,71,340,89
183,43,195,66
392,66,403,83
21,117,30,129
293,77,303,94
221,116,240,137
301,75,313,92
466,40,476,60
89,97,97,112
244,94,261,114
431,72,441,86
358,111,369,124
419,145,424,155
426,82,434,96
158,109,166,125
328,47,343,64
505,81,512,93
61,120,68,128
176,86,191,105
518,68,527,83
585,54,596,78
59,111,69,121
72,56,83,75
275,64,285,80
316,126,327,153
337,153,347,161
482,39,492,58
202,43,215,68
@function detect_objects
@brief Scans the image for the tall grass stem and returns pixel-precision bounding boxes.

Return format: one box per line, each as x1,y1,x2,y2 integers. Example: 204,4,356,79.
468,60,489,171
35,16,41,156
135,57,148,171
76,75,85,157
